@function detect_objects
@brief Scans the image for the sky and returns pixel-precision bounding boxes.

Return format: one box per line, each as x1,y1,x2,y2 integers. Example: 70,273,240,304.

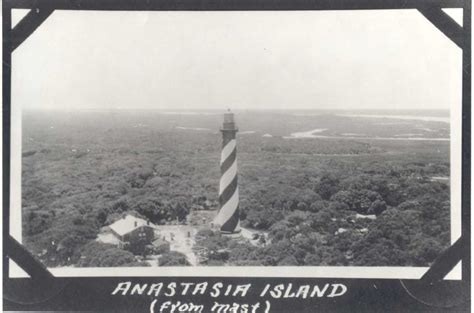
11,9,462,111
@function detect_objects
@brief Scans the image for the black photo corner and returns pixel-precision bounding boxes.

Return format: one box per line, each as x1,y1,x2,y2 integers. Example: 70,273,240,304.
2,0,471,312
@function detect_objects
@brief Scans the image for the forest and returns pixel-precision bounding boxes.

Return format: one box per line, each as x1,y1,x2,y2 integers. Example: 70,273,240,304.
20,110,451,267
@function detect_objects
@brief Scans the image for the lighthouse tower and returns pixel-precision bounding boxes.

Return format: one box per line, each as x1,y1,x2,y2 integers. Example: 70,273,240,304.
213,110,241,234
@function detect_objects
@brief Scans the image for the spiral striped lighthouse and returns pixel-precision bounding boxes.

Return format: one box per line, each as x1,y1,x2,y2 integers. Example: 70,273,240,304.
213,110,241,234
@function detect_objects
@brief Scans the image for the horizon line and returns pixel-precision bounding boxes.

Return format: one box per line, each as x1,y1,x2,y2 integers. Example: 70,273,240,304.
21,107,451,112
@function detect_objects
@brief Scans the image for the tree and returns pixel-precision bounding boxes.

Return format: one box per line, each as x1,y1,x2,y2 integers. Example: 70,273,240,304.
23,211,52,236
368,200,387,215
352,238,409,266
331,189,383,214
328,201,350,212
304,253,321,265
309,208,333,232
408,236,445,266
159,251,190,266
244,206,285,230
110,196,131,213
96,208,108,226
314,174,339,200
278,255,299,265
308,200,328,213
133,197,165,223
76,241,147,267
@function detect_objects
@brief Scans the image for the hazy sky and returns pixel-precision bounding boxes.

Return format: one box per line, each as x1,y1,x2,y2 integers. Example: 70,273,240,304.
12,10,462,111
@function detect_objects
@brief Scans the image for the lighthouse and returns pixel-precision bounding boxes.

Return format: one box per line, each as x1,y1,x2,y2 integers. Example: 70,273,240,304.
213,110,241,234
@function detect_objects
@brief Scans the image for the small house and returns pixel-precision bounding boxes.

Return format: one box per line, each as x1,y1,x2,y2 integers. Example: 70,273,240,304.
109,214,156,254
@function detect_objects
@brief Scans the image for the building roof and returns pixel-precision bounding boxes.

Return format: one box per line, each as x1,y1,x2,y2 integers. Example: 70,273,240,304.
355,213,377,220
109,214,156,236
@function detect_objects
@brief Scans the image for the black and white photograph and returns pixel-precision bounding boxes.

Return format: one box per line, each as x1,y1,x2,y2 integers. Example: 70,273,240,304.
7,8,463,280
